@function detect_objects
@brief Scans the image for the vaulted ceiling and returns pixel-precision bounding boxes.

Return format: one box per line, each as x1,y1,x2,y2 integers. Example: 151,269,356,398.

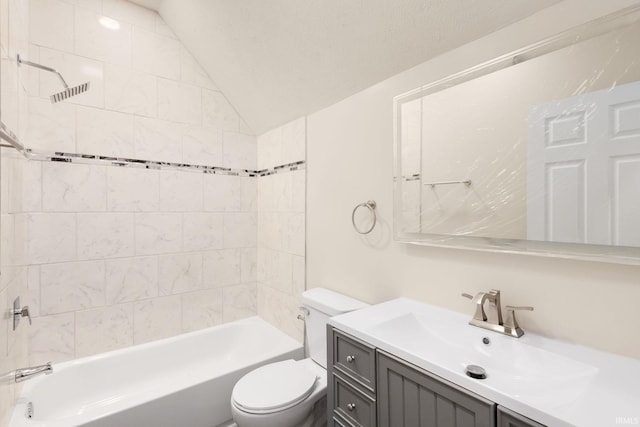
130,0,562,134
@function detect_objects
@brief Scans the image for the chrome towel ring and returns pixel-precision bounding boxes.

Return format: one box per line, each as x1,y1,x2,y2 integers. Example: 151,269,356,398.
352,200,377,234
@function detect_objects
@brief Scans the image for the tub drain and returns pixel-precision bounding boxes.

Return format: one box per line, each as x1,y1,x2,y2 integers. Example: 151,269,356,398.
465,365,486,380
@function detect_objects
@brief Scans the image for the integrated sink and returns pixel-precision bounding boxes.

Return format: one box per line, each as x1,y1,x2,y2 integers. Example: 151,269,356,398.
368,311,598,408
329,297,640,427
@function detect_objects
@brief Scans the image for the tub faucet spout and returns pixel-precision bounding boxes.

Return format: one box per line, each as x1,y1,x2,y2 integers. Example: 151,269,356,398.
15,362,53,383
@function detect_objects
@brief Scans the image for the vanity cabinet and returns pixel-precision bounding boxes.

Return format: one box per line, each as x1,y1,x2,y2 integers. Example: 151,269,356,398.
377,351,494,427
327,327,547,427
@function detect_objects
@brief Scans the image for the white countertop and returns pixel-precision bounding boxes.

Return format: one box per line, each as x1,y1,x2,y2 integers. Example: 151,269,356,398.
329,298,640,427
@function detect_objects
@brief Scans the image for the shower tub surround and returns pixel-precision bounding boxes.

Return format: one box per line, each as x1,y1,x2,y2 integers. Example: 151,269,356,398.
10,316,303,427
1,1,307,425
0,0,304,371
3,143,307,366
4,150,261,366
2,0,260,372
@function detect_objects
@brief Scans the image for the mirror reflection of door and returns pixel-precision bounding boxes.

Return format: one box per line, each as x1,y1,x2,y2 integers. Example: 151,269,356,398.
527,80,640,246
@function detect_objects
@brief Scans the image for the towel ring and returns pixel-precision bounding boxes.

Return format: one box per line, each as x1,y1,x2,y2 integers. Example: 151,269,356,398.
352,200,377,234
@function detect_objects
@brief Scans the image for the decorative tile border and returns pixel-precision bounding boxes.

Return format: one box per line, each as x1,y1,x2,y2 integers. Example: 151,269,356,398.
21,148,305,178
257,160,305,177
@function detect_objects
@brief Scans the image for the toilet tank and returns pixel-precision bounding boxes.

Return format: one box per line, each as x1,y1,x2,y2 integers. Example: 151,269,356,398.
301,288,368,369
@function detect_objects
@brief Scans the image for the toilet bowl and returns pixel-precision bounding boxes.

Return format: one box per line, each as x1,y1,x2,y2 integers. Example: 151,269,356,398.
231,358,326,427
230,288,368,427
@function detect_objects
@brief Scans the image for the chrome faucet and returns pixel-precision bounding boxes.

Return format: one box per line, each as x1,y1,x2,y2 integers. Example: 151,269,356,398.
15,362,53,383
462,290,533,338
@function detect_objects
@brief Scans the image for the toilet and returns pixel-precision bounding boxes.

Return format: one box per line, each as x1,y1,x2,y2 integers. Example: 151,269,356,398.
230,288,367,427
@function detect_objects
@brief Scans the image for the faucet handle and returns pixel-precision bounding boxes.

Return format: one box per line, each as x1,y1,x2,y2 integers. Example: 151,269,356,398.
503,305,534,338
12,297,32,331
462,292,489,321
505,305,534,312
21,306,32,325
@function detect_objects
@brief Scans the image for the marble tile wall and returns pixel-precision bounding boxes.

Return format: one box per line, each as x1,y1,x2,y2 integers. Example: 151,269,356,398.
1,0,306,424
256,117,306,343
18,0,259,368
24,0,255,164
1,4,259,424
12,154,259,367
0,0,30,425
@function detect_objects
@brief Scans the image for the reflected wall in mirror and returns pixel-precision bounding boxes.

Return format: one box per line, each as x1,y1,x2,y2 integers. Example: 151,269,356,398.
394,6,640,264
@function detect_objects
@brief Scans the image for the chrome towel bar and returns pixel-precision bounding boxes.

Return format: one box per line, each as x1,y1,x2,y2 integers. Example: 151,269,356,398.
423,179,472,188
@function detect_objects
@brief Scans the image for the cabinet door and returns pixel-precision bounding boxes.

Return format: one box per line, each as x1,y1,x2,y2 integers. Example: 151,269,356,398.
497,406,545,427
377,351,495,427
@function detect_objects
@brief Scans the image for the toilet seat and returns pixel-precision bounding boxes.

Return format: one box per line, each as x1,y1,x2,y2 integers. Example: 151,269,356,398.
232,360,318,414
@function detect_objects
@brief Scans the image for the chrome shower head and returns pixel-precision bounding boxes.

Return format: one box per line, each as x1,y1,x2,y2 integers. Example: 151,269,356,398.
50,82,90,103
17,54,91,103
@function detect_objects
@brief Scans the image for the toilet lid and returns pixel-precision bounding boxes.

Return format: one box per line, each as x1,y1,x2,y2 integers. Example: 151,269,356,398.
232,360,318,413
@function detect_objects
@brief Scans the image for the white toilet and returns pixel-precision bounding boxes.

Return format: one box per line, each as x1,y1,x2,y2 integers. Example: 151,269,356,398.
230,288,367,427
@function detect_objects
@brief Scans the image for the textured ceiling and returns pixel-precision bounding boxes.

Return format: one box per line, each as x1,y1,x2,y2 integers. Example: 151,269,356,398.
131,0,562,134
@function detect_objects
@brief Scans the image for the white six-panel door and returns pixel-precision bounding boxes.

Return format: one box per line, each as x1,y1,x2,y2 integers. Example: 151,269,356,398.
528,80,640,246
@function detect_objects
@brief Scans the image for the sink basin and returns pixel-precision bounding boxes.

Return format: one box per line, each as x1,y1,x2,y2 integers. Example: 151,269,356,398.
329,297,640,427
367,311,598,408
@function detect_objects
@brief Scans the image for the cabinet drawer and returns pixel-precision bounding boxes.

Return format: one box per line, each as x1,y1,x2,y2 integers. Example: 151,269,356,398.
334,374,376,427
333,330,376,392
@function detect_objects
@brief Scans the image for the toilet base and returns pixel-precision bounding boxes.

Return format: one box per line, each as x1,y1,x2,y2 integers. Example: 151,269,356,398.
232,401,326,427
231,401,312,427
231,395,327,427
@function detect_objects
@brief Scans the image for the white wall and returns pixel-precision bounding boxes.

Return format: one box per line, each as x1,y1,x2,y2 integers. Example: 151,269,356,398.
307,0,640,359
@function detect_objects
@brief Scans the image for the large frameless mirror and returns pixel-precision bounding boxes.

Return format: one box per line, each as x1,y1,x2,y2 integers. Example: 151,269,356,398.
393,6,640,265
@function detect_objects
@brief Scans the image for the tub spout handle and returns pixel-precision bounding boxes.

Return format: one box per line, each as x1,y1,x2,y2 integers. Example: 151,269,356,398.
12,296,32,330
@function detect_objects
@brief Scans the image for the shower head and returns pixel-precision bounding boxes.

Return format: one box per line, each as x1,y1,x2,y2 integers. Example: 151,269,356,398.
17,54,91,103
50,82,91,103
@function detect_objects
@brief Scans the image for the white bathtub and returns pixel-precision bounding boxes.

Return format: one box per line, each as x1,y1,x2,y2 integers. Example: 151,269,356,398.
11,317,303,427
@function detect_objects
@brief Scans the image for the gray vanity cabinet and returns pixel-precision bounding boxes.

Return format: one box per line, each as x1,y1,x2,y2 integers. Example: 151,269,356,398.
377,351,495,427
327,327,545,427
497,406,545,427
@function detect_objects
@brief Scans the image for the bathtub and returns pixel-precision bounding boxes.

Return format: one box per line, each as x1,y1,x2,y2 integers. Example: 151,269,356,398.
11,317,303,427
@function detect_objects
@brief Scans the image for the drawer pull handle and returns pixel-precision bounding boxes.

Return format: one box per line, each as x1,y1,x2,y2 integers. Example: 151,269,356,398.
347,403,356,411
346,355,356,363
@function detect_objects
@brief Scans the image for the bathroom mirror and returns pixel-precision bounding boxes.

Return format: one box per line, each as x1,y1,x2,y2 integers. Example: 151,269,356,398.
393,6,640,265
